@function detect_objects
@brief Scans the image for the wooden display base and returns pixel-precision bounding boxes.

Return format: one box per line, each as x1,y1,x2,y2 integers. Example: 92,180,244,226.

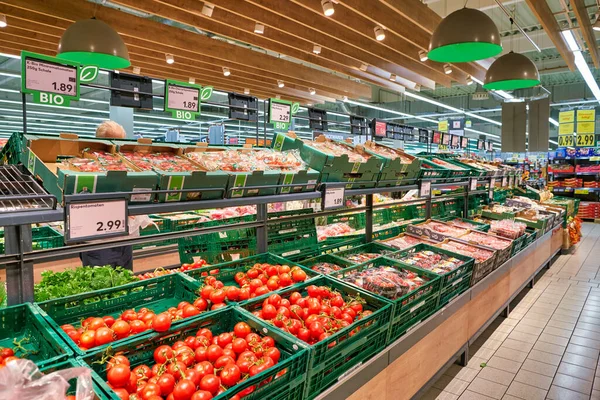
317,226,563,400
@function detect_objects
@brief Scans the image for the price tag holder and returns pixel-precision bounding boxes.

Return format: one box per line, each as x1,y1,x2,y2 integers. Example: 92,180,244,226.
322,186,345,210
65,198,129,243
502,176,508,188
469,177,478,192
270,98,293,131
419,180,431,198
488,178,496,201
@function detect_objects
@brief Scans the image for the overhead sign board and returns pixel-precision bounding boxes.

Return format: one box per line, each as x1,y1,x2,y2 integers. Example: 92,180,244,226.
21,51,80,107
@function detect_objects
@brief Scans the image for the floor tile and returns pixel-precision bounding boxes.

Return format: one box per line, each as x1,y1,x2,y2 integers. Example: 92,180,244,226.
520,358,558,377
458,390,494,400
467,377,507,399
552,373,593,394
527,349,563,366
513,369,552,390
445,365,480,383
562,352,597,369
573,327,599,339
576,321,600,332
547,385,591,400
476,367,515,386
532,341,566,356
547,319,576,330
570,335,600,350
543,326,574,338
537,333,570,346
505,381,547,400
506,331,538,344
422,387,460,400
512,323,543,336
433,374,471,396
557,362,595,381
497,340,532,355
485,356,522,374
566,343,600,358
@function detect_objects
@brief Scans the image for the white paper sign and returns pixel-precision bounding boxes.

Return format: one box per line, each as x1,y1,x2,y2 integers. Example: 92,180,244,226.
271,102,291,123
67,199,128,241
502,176,508,188
323,187,345,209
25,58,77,96
469,177,478,191
420,181,431,198
489,178,496,200
167,84,200,112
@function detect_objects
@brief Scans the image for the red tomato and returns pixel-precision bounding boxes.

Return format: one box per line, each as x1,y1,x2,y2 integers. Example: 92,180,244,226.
172,379,196,400
79,330,96,348
214,355,235,369
220,363,241,387
191,391,213,400
112,388,129,400
133,365,153,380
247,268,259,279
292,269,307,282
206,344,223,363
201,285,215,300
209,289,226,305
225,286,240,301
167,361,188,381
102,316,115,327
249,357,274,376
183,305,201,318
216,332,233,347
193,361,214,378
157,373,176,396
87,317,107,331
231,338,247,354
233,322,251,338
289,292,302,305
249,279,262,293
107,364,130,388
107,355,130,370
264,347,281,363
197,328,213,341
193,298,208,311
130,320,147,334
141,382,162,399
267,294,281,307
262,304,277,320
199,374,221,395
112,320,131,339
152,313,172,332
66,329,81,343
297,327,311,342
279,273,292,286
261,336,275,348
153,345,174,364
238,287,250,301
121,309,138,322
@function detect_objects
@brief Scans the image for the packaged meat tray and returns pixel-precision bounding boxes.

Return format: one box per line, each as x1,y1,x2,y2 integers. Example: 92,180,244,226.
381,232,438,251
436,238,497,285
362,141,422,187
185,143,319,197
437,217,490,232
272,132,383,189
405,219,469,242
20,134,159,204
300,254,353,275
114,139,229,202
489,219,527,240
458,231,513,267
333,257,441,342
332,242,398,265
391,243,474,305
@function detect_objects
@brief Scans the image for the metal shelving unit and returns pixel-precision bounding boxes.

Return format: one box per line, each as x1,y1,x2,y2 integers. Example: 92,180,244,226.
0,175,500,305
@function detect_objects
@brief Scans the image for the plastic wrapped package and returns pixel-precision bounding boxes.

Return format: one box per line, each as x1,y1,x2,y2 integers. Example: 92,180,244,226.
489,220,527,239
384,234,434,250
461,231,512,250
61,151,135,173
310,262,344,274
0,359,94,400
419,221,469,238
395,249,464,274
305,141,369,163
121,151,199,172
340,266,428,300
317,223,355,241
437,241,494,263
344,253,387,264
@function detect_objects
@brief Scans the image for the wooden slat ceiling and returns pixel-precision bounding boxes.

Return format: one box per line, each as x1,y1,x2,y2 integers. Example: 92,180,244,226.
0,0,495,106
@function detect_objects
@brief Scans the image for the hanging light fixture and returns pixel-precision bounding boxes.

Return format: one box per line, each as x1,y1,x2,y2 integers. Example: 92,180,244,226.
414,84,422,92
428,8,502,62
321,0,334,17
313,44,321,55
165,54,175,64
244,88,250,94
201,3,215,17
443,64,453,74
277,80,285,88
359,63,368,72
132,66,141,74
276,95,281,99
189,77,195,84
0,14,7,28
466,76,474,85
389,73,396,82
254,23,264,34
374,26,385,41
309,87,316,95
418,50,428,62
223,67,231,76
57,18,131,69
484,51,540,90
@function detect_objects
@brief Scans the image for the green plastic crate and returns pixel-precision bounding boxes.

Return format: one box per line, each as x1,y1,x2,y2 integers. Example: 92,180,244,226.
411,201,444,219
326,212,366,230
332,242,398,265
81,306,309,400
178,233,256,265
332,257,441,344
0,226,63,254
40,358,109,400
268,210,318,261
418,159,449,180
388,205,414,222
37,273,202,356
242,276,392,399
185,253,319,303
0,303,72,368
390,244,474,306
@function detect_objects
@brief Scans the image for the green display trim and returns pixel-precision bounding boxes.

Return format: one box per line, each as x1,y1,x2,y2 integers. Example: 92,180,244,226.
57,51,130,69
164,79,203,119
483,78,541,91
21,50,81,103
428,42,503,63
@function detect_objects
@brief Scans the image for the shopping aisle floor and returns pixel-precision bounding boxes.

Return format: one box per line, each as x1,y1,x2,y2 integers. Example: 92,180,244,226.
422,222,600,400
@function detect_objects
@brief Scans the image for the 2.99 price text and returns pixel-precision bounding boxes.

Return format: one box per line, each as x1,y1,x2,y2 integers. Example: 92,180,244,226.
96,220,125,232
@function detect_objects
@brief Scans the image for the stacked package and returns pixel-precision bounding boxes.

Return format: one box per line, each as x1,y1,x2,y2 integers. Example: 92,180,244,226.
62,150,135,172
461,231,512,250
340,266,429,300
187,149,306,172
395,249,465,274
121,151,198,172
305,141,369,163
490,220,527,239
437,241,494,263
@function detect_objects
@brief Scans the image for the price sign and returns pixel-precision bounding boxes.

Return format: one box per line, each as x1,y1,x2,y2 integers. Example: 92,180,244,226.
451,135,459,148
509,176,515,188
489,178,496,200
322,187,345,210
461,137,468,149
469,177,478,191
65,199,129,242
432,131,441,144
269,98,292,130
21,51,80,107
558,133,574,147
576,132,595,147
574,189,589,195
165,80,206,121
438,120,448,133
502,176,508,188
419,180,431,198
559,110,575,124
374,121,387,137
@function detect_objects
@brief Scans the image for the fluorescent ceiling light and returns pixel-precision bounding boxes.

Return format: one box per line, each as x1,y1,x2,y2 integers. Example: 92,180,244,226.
466,76,473,85
561,30,600,103
549,140,558,145
309,87,316,95
389,74,396,82
359,63,368,72
562,30,580,52
549,118,559,127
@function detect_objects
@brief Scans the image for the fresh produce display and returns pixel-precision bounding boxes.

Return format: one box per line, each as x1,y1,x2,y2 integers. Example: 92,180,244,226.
317,223,355,241
121,151,200,172
437,240,494,263
0,347,20,369
305,140,368,163
250,284,370,344
138,260,208,280
343,253,385,264
60,150,135,172
444,218,484,231
428,158,466,171
100,321,284,400
187,149,306,172
415,221,469,238
363,143,413,163
339,266,428,300
34,266,138,302
309,262,344,274
461,231,512,250
394,250,465,275
489,220,527,239
383,234,434,250
486,204,521,214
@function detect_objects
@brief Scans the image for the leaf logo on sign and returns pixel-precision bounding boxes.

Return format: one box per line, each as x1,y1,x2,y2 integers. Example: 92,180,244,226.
201,86,213,101
79,65,99,82
291,102,300,114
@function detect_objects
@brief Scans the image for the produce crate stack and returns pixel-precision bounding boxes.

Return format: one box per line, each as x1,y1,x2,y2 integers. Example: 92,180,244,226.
242,276,393,398
458,231,513,268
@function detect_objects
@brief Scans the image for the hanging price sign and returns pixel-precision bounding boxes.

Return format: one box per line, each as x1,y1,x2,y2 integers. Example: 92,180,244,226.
21,51,80,107
322,187,345,210
65,199,129,243
488,178,496,200
269,98,293,130
576,132,596,147
165,80,211,121
558,133,574,147
419,180,431,198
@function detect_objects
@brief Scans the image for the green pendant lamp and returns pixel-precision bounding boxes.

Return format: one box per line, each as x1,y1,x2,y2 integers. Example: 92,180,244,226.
57,18,130,69
428,8,502,63
483,51,540,90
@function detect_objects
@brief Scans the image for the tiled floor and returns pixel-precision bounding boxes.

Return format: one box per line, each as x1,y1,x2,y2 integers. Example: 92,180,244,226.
422,222,600,400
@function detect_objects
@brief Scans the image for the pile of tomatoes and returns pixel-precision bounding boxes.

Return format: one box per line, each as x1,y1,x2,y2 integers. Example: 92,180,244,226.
138,260,209,280
250,285,371,346
0,347,19,370
103,322,283,400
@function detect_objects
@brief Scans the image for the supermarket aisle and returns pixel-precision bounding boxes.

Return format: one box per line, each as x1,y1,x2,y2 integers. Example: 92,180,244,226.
422,222,600,400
